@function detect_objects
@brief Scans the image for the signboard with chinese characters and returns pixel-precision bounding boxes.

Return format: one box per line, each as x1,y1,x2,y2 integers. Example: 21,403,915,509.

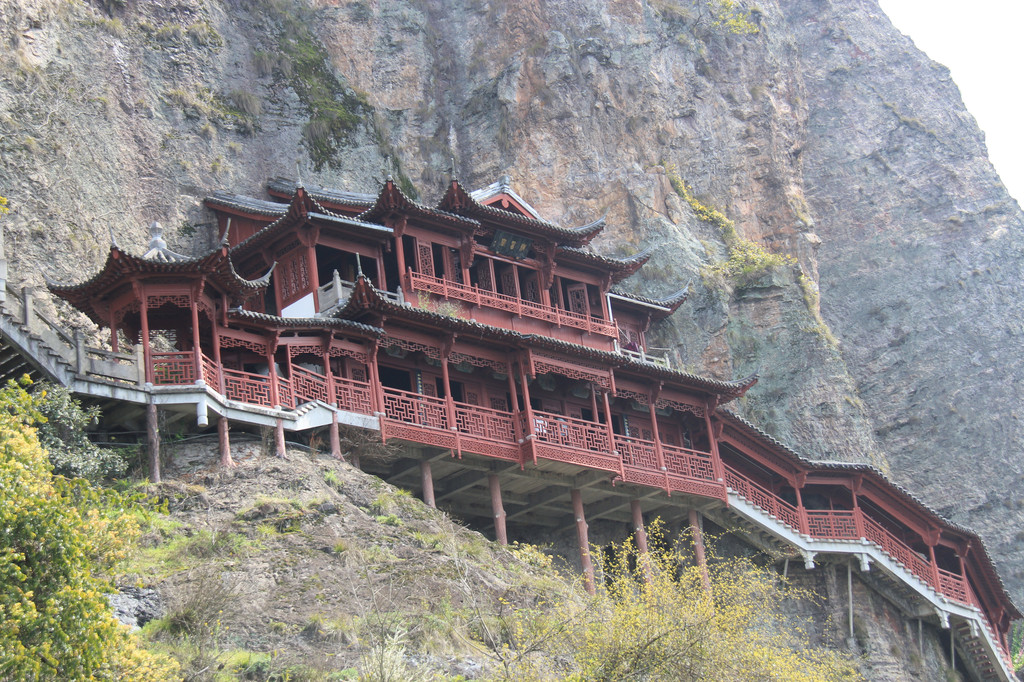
491,230,532,259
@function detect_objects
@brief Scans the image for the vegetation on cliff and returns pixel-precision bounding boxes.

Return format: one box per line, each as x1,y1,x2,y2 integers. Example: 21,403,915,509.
0,378,177,680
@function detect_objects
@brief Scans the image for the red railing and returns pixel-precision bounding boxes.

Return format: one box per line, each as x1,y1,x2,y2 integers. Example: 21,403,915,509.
455,401,516,443
291,365,330,404
152,352,196,385
861,514,935,589
725,466,802,532
938,567,970,605
408,271,618,338
335,377,374,415
530,409,612,452
277,376,294,409
222,367,273,407
806,509,859,540
616,434,658,470
382,388,449,429
201,354,220,389
663,442,717,482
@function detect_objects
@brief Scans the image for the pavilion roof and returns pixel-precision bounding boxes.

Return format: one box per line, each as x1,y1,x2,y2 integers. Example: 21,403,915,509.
227,308,383,336
609,285,690,316
335,277,756,401
227,187,392,260
439,179,605,247
47,224,272,325
357,177,479,232
469,175,543,219
557,246,652,283
266,177,377,211
205,192,289,218
717,409,1021,619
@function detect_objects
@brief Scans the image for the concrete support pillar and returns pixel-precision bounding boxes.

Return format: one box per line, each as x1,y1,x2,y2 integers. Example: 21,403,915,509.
275,418,286,457
689,509,710,592
218,416,234,468
330,411,342,459
421,460,436,509
489,473,507,545
146,402,161,483
572,489,595,594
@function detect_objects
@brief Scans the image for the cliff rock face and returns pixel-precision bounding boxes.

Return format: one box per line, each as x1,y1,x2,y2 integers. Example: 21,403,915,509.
1,0,1021,615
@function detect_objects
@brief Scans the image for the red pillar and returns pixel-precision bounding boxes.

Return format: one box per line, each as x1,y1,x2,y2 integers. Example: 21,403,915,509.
146,402,160,483
421,460,436,508
572,489,595,594
631,499,652,583
489,474,507,545
275,418,286,457
218,416,234,468
703,400,725,483
267,349,281,408
140,294,153,384
190,298,202,383
518,358,538,465
689,509,711,592
212,326,225,394
647,397,669,491
601,390,623,478
330,410,341,459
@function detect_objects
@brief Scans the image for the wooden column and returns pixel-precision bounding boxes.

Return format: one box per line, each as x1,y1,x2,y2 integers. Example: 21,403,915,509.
275,418,286,457
190,298,203,383
794,472,810,535
703,399,725,482
518,357,538,465
330,410,341,459
505,358,523,444
267,349,281,408
146,402,160,483
440,341,458,450
421,460,436,508
139,294,153,384
109,310,119,353
218,416,234,468
631,499,653,583
322,346,336,404
572,489,595,594
689,509,711,592
489,473,507,545
928,538,942,590
851,477,866,539
600,390,623,478
212,328,225,394
647,392,669,491
368,342,383,415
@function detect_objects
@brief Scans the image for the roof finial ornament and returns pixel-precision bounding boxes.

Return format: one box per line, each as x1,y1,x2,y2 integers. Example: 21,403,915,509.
219,217,232,247
148,221,166,251
109,226,120,249
450,156,457,182
295,159,304,188
355,252,364,279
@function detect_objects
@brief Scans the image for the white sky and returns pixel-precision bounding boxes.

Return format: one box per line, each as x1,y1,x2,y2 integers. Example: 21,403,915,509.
877,0,1024,204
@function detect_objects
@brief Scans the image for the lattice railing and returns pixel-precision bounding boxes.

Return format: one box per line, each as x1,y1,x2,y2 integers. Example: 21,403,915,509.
201,353,220,388
291,365,330,405
152,352,196,385
277,376,294,409
806,510,859,540
408,271,618,337
617,434,658,469
530,409,612,453
724,466,802,532
938,567,971,605
861,515,935,589
382,388,449,430
334,377,374,415
222,367,273,407
455,401,516,443
663,443,717,482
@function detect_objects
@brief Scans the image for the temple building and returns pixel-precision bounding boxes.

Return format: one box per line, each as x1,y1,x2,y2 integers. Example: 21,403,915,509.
43,175,1019,680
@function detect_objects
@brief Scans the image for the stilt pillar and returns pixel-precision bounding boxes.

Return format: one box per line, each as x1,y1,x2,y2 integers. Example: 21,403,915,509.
489,474,507,545
572,489,595,594
330,411,342,459
146,402,161,483
421,460,436,509
275,418,286,457
689,509,711,592
218,416,234,468
631,499,653,583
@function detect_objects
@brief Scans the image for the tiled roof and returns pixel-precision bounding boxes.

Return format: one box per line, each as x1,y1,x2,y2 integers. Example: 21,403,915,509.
205,191,289,217
267,177,377,208
227,308,384,336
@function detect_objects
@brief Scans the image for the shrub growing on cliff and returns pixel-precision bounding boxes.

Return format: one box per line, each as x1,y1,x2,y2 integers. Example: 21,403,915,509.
0,378,177,680
484,528,861,681
32,382,127,482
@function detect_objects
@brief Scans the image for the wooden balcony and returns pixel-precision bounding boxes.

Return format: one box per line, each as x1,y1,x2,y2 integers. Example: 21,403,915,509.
145,353,1003,658
407,270,618,338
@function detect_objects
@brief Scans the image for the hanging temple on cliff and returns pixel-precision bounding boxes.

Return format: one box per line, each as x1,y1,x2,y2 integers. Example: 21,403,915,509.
0,174,1014,679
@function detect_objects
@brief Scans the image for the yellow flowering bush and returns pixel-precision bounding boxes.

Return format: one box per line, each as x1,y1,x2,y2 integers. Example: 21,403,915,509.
0,378,177,680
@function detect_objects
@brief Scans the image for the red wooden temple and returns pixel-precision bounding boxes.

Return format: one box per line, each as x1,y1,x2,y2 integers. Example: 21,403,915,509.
47,175,1019,678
